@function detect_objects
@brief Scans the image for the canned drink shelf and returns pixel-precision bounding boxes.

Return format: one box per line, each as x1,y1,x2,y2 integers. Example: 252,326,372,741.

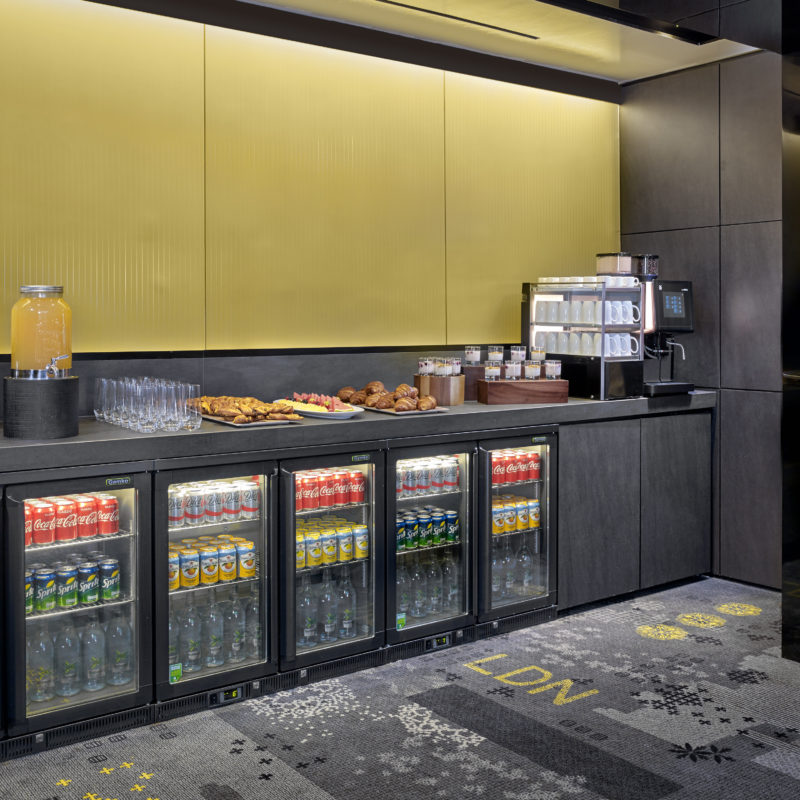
168,517,260,535
296,501,369,516
170,575,259,596
491,528,541,538
296,558,369,576
25,530,134,553
26,595,134,622
397,540,461,555
396,488,461,502
491,478,542,489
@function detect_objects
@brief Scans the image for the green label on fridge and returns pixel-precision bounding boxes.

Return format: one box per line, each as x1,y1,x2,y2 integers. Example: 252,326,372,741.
169,662,183,684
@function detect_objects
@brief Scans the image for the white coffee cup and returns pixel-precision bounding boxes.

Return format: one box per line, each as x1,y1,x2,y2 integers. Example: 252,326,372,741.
593,333,602,356
581,332,594,355
568,333,581,355
603,333,620,357
546,301,559,323
581,301,596,324
610,301,624,325
598,300,613,325
557,331,570,353
535,331,548,351
618,275,640,288
616,333,631,356
534,301,549,323
558,301,571,323
621,300,641,324
606,275,620,288
569,302,582,324
546,332,558,353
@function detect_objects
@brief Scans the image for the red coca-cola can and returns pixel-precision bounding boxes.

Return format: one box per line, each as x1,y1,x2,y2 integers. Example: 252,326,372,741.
331,471,349,505
348,469,366,504
74,496,98,539
53,498,78,541
514,451,529,482
95,494,119,536
502,453,515,484
31,501,56,545
317,471,335,508
295,472,305,512
302,474,320,510
491,453,505,485
24,500,34,546
529,452,541,481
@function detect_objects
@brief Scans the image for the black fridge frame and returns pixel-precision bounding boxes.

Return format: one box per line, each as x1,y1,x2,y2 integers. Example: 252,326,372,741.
153,457,280,702
279,448,386,672
477,428,558,623
2,462,154,738
384,441,478,645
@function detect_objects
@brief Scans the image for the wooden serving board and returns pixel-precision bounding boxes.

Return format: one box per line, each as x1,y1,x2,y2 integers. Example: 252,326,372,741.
414,374,465,406
462,365,485,401
477,378,568,405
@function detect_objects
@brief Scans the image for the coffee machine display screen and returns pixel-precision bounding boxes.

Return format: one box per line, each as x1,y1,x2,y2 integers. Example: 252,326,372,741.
662,292,685,318
654,281,694,332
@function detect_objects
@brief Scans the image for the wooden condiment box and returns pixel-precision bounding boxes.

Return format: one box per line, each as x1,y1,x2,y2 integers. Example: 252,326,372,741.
477,378,568,405
414,374,465,406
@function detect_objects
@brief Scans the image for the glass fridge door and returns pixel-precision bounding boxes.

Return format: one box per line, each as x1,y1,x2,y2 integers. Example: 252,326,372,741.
166,474,269,686
487,443,551,612
291,463,376,657
23,487,140,718
392,452,471,634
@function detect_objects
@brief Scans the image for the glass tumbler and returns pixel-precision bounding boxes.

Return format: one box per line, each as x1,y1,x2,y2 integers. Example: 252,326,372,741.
184,384,202,430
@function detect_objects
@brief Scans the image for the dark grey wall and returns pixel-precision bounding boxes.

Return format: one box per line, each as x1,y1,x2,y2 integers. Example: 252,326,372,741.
621,50,782,588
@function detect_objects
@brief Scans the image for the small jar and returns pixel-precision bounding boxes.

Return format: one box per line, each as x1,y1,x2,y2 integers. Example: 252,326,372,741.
510,345,526,362
524,360,540,380
530,348,546,362
418,357,434,376
485,360,502,381
464,346,481,364
449,356,462,376
435,358,451,376
545,360,560,380
504,360,521,380
487,345,503,361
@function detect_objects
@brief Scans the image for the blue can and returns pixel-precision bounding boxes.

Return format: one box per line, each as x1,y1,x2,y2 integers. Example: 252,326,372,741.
417,514,432,547
395,516,406,552
403,513,419,549
431,512,446,545
445,510,460,543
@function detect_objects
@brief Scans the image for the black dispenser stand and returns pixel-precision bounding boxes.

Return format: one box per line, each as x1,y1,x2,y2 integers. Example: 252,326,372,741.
3,376,80,439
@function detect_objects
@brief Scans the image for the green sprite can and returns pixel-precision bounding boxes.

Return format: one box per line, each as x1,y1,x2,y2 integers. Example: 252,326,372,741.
56,566,79,608
78,562,100,606
24,570,34,615
34,569,57,613
99,558,121,601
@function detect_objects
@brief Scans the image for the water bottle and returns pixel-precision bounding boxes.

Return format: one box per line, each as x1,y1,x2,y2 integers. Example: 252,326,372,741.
81,613,106,691
337,566,358,639
502,538,516,598
409,555,427,618
168,607,180,667
27,622,55,702
205,590,225,667
180,599,203,673
425,555,443,615
516,538,535,596
297,574,318,648
245,587,262,660
395,562,411,628
318,569,338,643
490,539,503,603
106,609,134,686
224,588,246,663
54,619,81,697
440,552,460,613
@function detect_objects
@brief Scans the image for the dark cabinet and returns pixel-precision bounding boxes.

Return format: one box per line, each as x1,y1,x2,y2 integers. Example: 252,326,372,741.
640,413,712,589
557,420,641,610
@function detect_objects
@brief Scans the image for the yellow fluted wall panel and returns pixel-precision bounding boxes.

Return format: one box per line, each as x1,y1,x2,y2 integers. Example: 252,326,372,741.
445,72,620,344
0,0,205,353
205,28,446,349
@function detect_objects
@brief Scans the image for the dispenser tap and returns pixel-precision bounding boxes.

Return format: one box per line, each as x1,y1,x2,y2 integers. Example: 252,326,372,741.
45,354,70,377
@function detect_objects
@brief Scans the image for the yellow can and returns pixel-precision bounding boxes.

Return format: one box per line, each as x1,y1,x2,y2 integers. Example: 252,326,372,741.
296,534,306,570
503,502,517,534
181,538,200,546
179,548,200,588
196,535,216,543
199,546,219,585
515,501,529,531
216,534,235,541
227,536,247,544
491,504,505,535
353,525,369,559
236,541,257,578
306,534,323,567
168,551,180,592
320,529,338,565
528,499,541,529
217,544,237,581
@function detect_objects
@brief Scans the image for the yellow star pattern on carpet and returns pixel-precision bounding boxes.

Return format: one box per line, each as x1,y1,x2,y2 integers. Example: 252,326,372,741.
715,602,762,616
676,613,726,628
636,624,688,640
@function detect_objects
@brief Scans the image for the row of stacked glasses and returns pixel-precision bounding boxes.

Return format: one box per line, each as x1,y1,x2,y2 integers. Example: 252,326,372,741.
93,377,202,433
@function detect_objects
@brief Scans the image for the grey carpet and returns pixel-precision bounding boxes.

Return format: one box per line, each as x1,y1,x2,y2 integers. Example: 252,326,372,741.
2,576,799,800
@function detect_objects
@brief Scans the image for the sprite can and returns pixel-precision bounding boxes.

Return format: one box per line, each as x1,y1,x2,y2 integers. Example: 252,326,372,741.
24,570,34,615
78,562,100,606
99,558,121,601
34,569,57,613
56,566,79,608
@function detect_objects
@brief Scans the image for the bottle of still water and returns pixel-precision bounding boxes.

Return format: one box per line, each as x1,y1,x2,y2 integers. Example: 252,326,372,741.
54,619,81,697
168,607,180,668
409,554,427,619
297,574,318,648
425,555,443,616
516,538,535,595
205,589,225,667
27,621,56,702
81,612,106,691
180,599,203,673
440,552,460,613
245,586,261,660
337,566,358,639
490,539,503,602
224,588,246,663
395,562,411,628
318,568,338,643
106,609,133,686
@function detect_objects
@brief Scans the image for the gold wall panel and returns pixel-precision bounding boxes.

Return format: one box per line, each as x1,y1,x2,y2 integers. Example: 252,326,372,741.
205,28,446,349
0,0,205,353
445,72,620,344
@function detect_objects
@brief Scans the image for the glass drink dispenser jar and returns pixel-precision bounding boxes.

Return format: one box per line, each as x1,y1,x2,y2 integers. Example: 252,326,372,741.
11,285,72,377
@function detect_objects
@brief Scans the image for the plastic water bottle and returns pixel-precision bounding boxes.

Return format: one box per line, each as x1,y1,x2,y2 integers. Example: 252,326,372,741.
81,613,106,691
53,619,81,697
502,538,516,598
490,539,503,603
168,607,180,667
395,562,410,628
425,555,443,615
245,587,261,660
224,589,246,663
205,590,225,667
297,574,318,648
27,622,55,702
516,538,535,596
440,552,460,613
106,609,133,686
180,599,203,673
318,569,338,643
409,555,427,618
337,567,358,639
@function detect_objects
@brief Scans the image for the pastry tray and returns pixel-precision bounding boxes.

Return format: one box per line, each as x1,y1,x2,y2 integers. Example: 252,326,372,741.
202,414,303,427
362,406,448,416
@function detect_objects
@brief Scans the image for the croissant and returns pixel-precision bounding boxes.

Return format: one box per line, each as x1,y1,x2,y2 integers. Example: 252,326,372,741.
394,396,417,412
418,395,437,411
366,391,391,408
375,394,395,409
348,390,367,405
337,386,356,402
394,383,413,398
408,386,419,399
364,380,386,395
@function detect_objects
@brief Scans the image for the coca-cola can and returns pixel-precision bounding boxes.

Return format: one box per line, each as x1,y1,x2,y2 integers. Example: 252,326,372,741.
54,498,78,541
349,469,366,504
31,501,56,545
402,464,417,496
168,488,185,528
514,451,529,482
238,479,261,520
23,500,34,546
443,457,459,489
529,452,541,481
300,475,319,511
396,466,406,499
319,471,336,508
184,488,206,526
295,473,305,512
74,496,98,539
332,471,349,505
222,484,241,522
501,453,515,484
491,453,505,485
415,462,431,494
95,494,119,536
205,486,224,524
430,459,444,490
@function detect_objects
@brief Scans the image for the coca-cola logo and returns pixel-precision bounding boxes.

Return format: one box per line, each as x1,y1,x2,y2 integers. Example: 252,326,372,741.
333,481,348,494
59,513,78,526
506,462,518,475
97,509,119,522
302,486,319,498
319,485,335,497
492,464,505,475
33,518,55,531
79,511,98,525
24,520,32,533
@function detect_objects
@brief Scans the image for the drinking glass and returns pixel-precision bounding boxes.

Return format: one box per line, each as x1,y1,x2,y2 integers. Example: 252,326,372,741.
510,346,525,362
449,357,462,375
545,360,560,380
102,379,117,423
136,378,159,433
183,384,202,430
485,360,501,381
161,381,183,432
464,346,481,364
504,359,520,380
93,378,106,421
487,346,503,361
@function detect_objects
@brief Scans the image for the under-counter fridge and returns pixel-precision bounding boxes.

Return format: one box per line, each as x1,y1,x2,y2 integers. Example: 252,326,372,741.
280,451,385,670
478,430,557,621
385,443,477,646
153,459,278,702
3,464,152,737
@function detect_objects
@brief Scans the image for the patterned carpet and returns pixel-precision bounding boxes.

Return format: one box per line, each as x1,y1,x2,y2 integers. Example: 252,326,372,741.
2,577,799,800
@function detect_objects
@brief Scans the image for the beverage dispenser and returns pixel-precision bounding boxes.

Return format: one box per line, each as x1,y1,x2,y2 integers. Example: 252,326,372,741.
4,285,79,438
